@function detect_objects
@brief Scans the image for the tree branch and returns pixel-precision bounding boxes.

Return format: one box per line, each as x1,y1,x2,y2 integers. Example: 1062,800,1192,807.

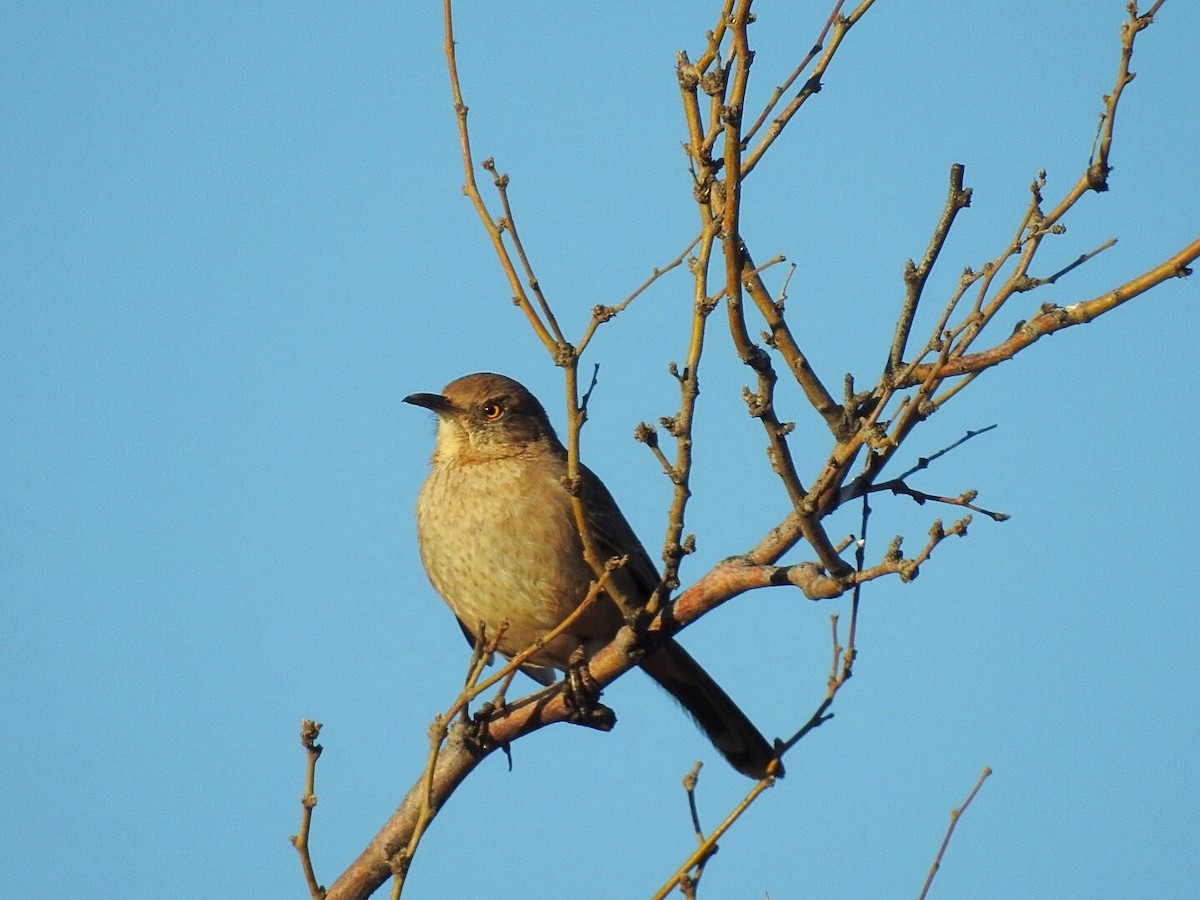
888,164,973,375
442,0,560,355
903,236,1198,385
918,766,994,900
290,720,325,899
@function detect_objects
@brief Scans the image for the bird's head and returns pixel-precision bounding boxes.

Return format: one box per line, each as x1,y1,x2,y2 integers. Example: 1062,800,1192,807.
404,372,563,463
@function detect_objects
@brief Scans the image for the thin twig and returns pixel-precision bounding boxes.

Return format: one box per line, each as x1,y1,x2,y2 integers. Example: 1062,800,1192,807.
695,0,736,71
387,562,623,896
578,363,601,418
460,622,507,700
918,767,994,900
678,763,710,897
1034,237,1118,286
845,493,869,666
485,159,565,345
888,164,972,374
873,483,1009,522
577,233,702,356
741,249,844,434
290,720,326,899
708,252,787,304
778,495,867,753
442,0,557,353
1035,2,1164,235
742,0,879,176
837,420,1000,508
650,769,779,900
897,425,998,481
653,198,720,606
561,342,642,627
902,235,1200,386
742,0,846,146
386,713,450,895
463,562,621,710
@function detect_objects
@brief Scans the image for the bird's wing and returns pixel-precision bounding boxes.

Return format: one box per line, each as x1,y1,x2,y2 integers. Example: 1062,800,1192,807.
579,463,664,606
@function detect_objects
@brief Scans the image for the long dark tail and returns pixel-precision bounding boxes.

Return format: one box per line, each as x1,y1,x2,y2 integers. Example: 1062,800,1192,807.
640,638,782,780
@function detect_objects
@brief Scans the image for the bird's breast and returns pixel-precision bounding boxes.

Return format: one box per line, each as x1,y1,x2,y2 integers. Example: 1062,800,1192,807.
415,455,615,665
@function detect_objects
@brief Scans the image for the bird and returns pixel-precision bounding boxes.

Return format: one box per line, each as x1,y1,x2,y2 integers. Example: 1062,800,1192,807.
404,372,779,779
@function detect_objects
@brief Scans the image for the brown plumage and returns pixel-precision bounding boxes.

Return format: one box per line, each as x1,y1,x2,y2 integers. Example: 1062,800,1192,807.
405,372,779,779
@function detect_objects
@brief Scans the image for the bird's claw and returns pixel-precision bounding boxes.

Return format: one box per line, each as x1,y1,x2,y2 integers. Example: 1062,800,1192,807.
563,646,616,731
462,700,497,753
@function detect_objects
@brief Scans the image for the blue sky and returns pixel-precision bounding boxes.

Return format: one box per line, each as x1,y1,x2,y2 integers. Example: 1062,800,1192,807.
3,3,1197,898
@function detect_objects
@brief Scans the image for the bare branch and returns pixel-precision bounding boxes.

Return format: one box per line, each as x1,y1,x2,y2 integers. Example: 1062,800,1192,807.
896,425,998,481
651,768,779,900
741,249,844,434
918,767,994,900
741,0,878,176
576,233,702,356
482,158,564,345
903,236,1199,386
1037,2,1165,229
695,0,737,71
320,4,1190,897
442,0,560,355
742,0,847,146
1031,237,1118,287
875,483,1009,522
888,164,973,375
290,720,326,900
675,763,713,898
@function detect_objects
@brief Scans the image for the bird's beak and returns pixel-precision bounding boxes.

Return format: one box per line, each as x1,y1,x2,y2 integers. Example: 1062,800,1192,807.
403,392,454,415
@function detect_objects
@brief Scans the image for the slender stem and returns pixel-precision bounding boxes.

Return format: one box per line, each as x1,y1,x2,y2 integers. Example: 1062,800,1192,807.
918,767,994,900
904,236,1200,385
576,233,701,356
442,0,557,354
650,773,779,900
741,0,846,146
290,720,326,899
888,164,972,374
742,0,878,176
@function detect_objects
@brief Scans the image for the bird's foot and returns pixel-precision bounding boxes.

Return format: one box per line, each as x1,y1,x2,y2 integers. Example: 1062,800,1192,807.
563,646,615,731
462,700,498,753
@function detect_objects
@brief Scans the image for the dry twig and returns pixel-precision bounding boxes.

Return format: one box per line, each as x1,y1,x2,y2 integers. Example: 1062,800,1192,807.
918,767,994,900
290,720,325,899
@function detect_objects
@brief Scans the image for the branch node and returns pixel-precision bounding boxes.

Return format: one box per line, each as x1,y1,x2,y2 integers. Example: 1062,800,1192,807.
634,422,658,447
552,342,577,367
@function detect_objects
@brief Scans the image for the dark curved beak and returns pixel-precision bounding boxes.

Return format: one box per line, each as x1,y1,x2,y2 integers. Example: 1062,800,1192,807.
403,392,453,414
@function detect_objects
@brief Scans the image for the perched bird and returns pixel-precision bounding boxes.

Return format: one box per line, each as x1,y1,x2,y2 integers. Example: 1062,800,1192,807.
405,372,778,779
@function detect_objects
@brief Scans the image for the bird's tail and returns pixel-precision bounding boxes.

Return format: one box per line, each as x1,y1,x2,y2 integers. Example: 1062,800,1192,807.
640,638,782,780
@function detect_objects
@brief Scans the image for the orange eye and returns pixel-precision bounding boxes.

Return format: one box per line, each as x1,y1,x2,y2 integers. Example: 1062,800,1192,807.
482,402,504,420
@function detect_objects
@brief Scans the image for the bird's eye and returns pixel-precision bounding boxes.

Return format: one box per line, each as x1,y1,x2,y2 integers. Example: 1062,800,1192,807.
482,401,504,421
